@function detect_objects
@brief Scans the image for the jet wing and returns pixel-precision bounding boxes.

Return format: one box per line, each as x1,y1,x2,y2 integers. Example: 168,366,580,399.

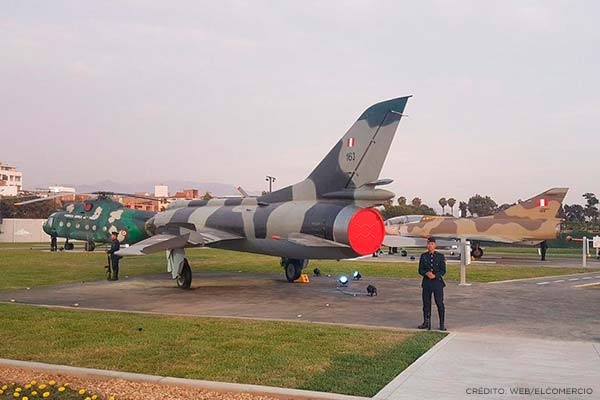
117,228,243,256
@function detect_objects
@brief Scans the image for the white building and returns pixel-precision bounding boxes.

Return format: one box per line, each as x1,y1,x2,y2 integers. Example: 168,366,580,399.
48,186,76,193
154,185,169,198
0,162,23,196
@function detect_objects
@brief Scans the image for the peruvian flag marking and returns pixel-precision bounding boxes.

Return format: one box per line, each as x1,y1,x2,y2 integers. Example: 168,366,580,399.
538,198,548,207
347,137,355,147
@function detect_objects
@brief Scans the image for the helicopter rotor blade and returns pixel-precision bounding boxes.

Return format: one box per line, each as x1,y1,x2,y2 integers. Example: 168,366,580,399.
14,193,74,206
89,191,161,201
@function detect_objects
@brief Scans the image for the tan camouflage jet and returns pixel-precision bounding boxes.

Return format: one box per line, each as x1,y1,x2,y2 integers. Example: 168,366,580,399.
118,96,410,288
384,188,568,258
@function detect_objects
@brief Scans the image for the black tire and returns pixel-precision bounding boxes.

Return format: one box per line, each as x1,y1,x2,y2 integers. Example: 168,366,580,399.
284,260,303,282
400,250,408,257
85,241,95,252
65,242,74,251
176,259,192,289
471,247,484,259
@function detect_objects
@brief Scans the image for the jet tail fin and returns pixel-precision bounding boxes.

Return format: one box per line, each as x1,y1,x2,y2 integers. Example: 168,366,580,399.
309,96,410,195
494,188,569,219
260,96,410,203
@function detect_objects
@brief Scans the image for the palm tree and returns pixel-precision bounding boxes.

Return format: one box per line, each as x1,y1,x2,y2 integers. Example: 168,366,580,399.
459,201,468,217
397,196,407,206
411,197,422,207
438,197,447,215
447,198,456,216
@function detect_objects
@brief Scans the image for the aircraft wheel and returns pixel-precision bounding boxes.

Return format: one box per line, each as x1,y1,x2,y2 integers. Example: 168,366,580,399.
400,250,408,257
471,247,483,259
176,259,192,289
85,241,95,252
284,259,303,282
65,242,74,251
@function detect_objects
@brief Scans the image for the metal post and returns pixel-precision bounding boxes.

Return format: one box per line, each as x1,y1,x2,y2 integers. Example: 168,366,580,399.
582,236,587,268
459,239,472,286
265,175,276,193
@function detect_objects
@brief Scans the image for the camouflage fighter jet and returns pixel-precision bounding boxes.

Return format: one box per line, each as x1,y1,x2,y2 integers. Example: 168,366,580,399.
118,96,411,288
384,188,568,258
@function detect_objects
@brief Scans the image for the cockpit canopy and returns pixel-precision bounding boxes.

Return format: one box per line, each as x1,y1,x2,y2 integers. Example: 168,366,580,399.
384,215,425,226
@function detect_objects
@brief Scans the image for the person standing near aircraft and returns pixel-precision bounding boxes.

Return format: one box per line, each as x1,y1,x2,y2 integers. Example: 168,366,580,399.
106,232,121,281
417,238,446,331
539,240,548,261
50,228,58,252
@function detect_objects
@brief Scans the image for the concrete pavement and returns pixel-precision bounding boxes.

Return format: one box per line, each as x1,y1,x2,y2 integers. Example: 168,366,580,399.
375,333,600,400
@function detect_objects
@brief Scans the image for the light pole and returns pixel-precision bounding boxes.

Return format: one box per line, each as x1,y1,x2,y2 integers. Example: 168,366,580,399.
265,175,276,193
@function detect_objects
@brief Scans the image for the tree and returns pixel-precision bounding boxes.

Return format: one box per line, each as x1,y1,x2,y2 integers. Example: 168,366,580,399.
447,198,456,216
467,194,497,217
379,202,436,220
438,197,447,215
563,204,585,224
582,193,599,224
458,201,468,218
201,191,213,201
411,197,422,207
397,196,407,206
0,197,58,219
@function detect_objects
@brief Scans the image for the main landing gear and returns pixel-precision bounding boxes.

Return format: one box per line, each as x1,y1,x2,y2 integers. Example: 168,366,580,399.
84,241,96,252
281,258,307,282
470,241,484,259
64,240,74,251
176,258,193,289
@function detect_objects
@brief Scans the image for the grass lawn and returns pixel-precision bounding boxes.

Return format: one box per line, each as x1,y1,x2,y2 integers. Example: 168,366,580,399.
0,303,445,396
0,247,598,290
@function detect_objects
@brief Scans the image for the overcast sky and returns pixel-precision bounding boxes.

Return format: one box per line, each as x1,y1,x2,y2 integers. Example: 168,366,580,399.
1,1,598,207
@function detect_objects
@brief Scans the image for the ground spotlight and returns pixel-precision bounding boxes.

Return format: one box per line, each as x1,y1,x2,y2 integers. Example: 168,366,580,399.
337,275,349,287
367,285,378,296
352,271,362,280
410,255,415,260
313,268,321,277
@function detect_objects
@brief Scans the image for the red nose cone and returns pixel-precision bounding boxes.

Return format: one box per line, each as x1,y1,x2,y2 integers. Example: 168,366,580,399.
347,208,385,255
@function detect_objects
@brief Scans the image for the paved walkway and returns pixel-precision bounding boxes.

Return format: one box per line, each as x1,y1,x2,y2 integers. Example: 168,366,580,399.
2,271,599,341
375,333,600,400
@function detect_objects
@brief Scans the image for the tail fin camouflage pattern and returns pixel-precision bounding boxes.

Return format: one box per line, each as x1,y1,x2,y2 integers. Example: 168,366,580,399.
493,188,568,220
260,96,411,203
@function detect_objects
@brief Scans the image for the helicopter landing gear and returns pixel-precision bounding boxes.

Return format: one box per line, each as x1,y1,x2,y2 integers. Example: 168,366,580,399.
84,241,96,252
64,240,74,251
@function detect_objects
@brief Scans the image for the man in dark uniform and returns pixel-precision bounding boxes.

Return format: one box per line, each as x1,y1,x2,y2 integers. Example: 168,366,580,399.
50,228,58,252
418,238,447,331
106,232,121,281
539,240,548,261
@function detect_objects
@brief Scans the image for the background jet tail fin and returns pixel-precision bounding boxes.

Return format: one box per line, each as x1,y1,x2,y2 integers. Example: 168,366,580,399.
495,188,569,219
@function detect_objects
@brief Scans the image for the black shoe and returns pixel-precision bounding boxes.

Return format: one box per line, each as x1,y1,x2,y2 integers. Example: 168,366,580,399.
439,310,446,331
417,316,431,330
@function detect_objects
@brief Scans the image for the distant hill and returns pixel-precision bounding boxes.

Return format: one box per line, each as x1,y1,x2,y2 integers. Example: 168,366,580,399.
67,180,257,197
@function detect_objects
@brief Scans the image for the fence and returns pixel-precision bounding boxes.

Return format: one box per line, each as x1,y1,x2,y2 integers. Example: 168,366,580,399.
0,219,49,243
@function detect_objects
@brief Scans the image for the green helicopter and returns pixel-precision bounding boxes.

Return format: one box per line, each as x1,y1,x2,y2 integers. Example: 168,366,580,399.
16,191,156,251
